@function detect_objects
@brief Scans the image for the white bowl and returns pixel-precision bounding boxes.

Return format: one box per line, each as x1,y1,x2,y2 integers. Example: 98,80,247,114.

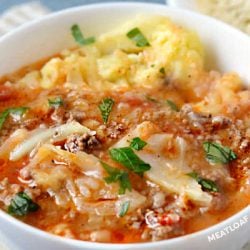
0,2,249,250
167,0,198,11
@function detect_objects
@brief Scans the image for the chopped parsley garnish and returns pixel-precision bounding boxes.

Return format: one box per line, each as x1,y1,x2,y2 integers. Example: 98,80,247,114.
71,24,95,45
101,161,131,195
119,200,130,217
8,192,40,216
48,97,64,108
126,27,150,47
0,107,29,130
146,95,158,103
159,67,165,74
109,147,151,175
187,172,219,192
203,142,237,164
166,100,180,112
98,98,114,124
130,137,147,151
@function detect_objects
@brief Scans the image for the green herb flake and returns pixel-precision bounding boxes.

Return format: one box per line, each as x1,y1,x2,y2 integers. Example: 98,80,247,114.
101,161,131,195
126,27,150,47
109,147,151,175
203,142,237,164
8,192,40,216
166,100,180,112
71,24,95,46
0,107,29,130
146,95,158,103
199,178,219,192
98,98,114,124
159,67,165,74
130,137,147,151
119,200,130,217
48,97,64,108
187,172,219,192
187,172,199,180
0,110,9,129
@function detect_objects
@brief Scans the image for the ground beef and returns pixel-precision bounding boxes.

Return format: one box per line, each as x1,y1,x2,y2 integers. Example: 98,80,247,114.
0,178,22,206
142,210,182,241
64,132,101,153
50,107,68,125
98,121,126,140
66,109,86,123
180,104,231,132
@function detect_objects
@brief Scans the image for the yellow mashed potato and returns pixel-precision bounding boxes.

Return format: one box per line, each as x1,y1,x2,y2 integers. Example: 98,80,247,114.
33,15,204,90
18,15,247,116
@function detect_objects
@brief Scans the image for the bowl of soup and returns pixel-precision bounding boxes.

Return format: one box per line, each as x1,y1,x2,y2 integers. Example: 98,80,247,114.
0,2,249,250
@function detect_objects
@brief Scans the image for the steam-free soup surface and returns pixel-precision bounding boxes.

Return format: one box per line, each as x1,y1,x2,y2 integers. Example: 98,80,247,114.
0,15,249,243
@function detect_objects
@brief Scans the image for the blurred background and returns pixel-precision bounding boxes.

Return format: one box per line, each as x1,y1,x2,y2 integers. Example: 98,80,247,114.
0,0,165,13
0,0,165,36
0,0,249,36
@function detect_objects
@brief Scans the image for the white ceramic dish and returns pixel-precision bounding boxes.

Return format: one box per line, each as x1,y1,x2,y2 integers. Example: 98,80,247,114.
0,2,249,250
168,0,198,11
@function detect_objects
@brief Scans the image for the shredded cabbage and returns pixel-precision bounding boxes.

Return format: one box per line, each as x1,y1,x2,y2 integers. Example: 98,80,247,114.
112,121,212,206
10,121,90,161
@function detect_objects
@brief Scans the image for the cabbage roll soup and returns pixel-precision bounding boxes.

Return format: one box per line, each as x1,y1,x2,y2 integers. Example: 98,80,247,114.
0,15,249,243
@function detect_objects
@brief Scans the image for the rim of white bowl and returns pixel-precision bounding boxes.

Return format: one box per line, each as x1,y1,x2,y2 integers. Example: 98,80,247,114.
0,204,249,249
167,0,198,11
0,2,249,249
1,1,249,42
